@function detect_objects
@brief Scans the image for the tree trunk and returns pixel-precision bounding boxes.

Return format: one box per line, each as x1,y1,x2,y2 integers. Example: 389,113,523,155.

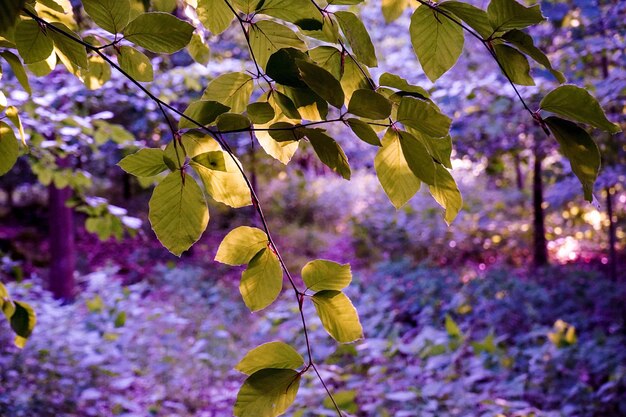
48,184,76,301
533,152,548,267
606,186,617,281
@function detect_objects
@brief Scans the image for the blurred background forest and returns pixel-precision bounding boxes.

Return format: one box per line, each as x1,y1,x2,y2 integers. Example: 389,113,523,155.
0,0,625,416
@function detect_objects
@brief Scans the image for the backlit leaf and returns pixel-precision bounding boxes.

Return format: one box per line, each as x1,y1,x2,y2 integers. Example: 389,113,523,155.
49,22,89,70
486,0,544,33
15,19,54,64
438,1,492,39
234,369,300,417
346,118,381,146
148,172,209,256
249,20,306,70
118,148,168,177
240,248,283,312
10,301,36,348
540,85,621,134
429,163,462,225
0,122,19,176
375,129,421,208
334,11,377,67
494,44,534,86
197,0,234,35
312,290,363,343
0,51,32,94
82,0,130,34
236,342,304,375
302,260,352,292
203,72,254,113
215,226,268,266
410,5,464,82
398,130,435,185
296,59,344,108
118,45,153,82
397,96,451,138
123,12,194,53
348,89,392,120
502,29,565,83
179,100,230,129
306,130,351,180
382,0,409,23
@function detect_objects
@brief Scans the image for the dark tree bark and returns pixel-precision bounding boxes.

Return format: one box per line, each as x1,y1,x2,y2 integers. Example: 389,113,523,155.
533,151,548,267
48,184,76,301
513,153,524,191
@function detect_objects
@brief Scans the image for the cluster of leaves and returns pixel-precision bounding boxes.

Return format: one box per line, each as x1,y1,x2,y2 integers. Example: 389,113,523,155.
0,0,622,415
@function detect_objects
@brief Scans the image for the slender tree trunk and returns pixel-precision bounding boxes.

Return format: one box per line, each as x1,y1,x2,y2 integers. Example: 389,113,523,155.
48,184,76,301
606,186,617,281
533,151,548,267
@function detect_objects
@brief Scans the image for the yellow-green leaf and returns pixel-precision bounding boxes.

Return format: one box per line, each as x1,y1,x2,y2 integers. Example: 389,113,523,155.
240,248,283,312
0,122,19,176
148,172,209,256
197,0,234,35
118,148,168,177
202,72,254,113
236,341,304,375
429,163,462,225
15,19,54,64
302,260,352,292
312,290,363,343
334,11,377,67
118,45,153,82
83,0,130,34
215,226,268,266
123,12,194,54
11,301,36,348
234,369,300,417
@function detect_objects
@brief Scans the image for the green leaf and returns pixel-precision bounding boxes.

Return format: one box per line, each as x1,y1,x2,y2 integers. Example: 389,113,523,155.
179,100,230,129
312,290,363,343
429,163,462,225
11,301,36,348
295,59,344,108
148,172,209,256
0,122,19,176
397,96,451,138
249,20,306,70
188,33,211,65
375,129,421,208
273,91,301,120
502,29,565,83
382,0,409,23
545,116,601,202
407,128,453,169
192,151,226,172
197,0,234,35
0,0,26,33
5,106,25,145
240,248,283,312
0,51,32,94
27,51,57,77
254,95,300,164
445,314,462,338
123,12,194,53
307,130,351,180
256,0,323,30
379,72,430,98
236,342,304,375
215,226,269,266
346,118,381,146
268,122,305,142
203,72,254,113
300,13,339,43
540,85,621,134
398,130,435,185
266,48,308,88
340,57,371,105
283,85,328,121
486,0,544,33
334,11,377,67
309,46,342,80
234,369,300,417
493,44,534,86
49,22,89,71
118,45,153,82
118,148,167,177
0,281,16,320
80,55,112,90
438,1,492,39
15,19,54,64
247,102,275,124
302,260,352,292
190,156,252,208
217,113,252,131
410,5,464,82
83,0,130,34
348,89,392,120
